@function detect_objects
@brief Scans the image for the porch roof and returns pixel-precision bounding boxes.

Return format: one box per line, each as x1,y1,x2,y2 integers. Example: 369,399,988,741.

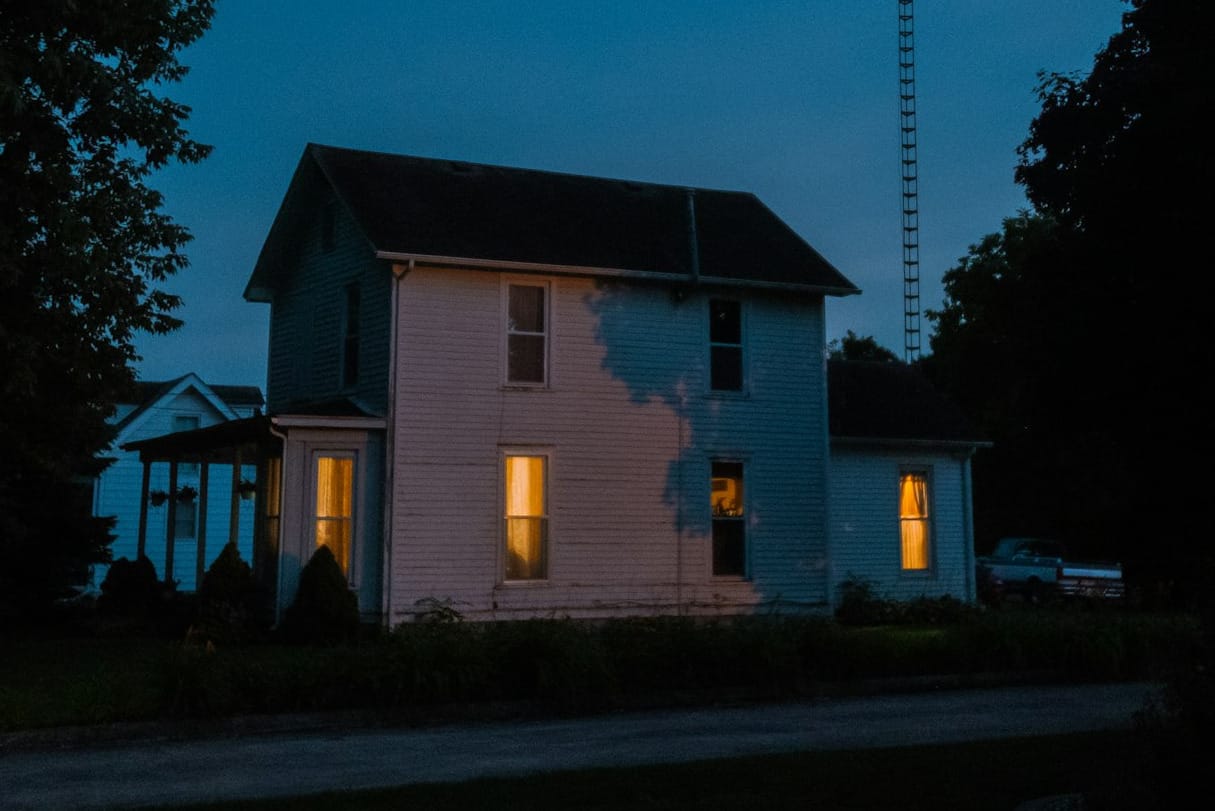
121,415,277,464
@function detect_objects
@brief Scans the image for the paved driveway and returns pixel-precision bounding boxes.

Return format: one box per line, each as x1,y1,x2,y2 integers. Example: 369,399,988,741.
0,682,1161,811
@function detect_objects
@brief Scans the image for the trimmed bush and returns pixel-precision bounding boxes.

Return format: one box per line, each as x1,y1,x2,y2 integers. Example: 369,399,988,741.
277,545,359,645
97,556,162,617
195,542,261,643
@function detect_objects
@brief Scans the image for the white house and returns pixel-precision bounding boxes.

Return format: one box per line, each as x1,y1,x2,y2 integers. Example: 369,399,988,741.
125,144,986,623
97,374,263,591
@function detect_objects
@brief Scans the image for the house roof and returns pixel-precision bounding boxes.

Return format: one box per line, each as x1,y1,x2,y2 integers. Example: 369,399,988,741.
111,374,264,444
827,360,988,447
129,381,265,410
246,144,860,300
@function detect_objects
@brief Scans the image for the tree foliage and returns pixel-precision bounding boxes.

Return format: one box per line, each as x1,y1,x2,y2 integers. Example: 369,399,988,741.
926,0,1212,600
827,330,900,363
0,1,215,618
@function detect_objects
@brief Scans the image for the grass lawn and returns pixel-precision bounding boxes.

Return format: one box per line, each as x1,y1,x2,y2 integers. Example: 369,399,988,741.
155,730,1160,811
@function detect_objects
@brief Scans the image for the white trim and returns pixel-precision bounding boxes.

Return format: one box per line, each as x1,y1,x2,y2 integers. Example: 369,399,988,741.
498,447,553,584
501,277,551,388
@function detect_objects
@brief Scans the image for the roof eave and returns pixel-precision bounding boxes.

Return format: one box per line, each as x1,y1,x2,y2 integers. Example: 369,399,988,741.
378,251,861,297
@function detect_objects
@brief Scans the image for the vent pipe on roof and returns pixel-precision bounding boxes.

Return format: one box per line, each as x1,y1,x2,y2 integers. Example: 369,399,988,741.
686,188,700,285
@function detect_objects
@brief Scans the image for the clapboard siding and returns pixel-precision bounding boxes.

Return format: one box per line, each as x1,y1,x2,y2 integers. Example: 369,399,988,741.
388,267,831,621
265,199,391,414
828,445,974,602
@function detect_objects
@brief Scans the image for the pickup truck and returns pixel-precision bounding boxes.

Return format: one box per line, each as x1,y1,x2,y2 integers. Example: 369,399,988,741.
976,537,1125,602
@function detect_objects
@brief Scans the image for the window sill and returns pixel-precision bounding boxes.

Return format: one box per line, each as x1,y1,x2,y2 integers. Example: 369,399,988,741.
705,390,750,401
495,579,551,589
500,384,552,392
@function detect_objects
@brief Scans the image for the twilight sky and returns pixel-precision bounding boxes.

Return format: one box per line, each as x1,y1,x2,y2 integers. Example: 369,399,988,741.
136,0,1126,389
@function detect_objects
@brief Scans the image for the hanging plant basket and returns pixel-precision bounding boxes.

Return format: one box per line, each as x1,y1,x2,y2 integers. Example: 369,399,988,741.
149,489,169,507
175,485,198,503
237,479,257,501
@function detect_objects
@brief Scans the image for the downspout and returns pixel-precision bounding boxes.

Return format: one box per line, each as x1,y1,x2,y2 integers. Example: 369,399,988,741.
675,189,699,615
267,420,289,626
685,188,700,286
961,449,977,602
382,259,411,625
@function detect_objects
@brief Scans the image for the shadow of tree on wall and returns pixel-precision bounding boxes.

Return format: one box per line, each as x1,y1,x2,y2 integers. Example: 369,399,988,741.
586,279,830,613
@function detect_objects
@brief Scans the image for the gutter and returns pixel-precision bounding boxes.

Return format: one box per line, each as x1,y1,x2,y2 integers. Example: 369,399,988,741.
373,251,861,297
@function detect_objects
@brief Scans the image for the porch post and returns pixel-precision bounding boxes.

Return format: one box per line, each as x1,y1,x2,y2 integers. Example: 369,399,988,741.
196,462,210,589
137,460,151,560
229,448,243,545
165,461,179,583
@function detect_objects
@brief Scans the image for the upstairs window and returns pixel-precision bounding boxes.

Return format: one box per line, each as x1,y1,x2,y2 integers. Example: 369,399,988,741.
710,460,746,576
504,454,547,580
506,283,547,385
899,471,931,571
709,299,743,391
342,283,360,388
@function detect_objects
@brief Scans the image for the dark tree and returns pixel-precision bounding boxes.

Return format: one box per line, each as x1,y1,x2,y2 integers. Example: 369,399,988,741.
827,330,900,363
0,1,215,619
927,0,1213,600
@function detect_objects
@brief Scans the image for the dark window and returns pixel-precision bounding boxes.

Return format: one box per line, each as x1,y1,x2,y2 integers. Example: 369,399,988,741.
174,500,197,540
709,299,743,391
342,283,359,388
507,284,546,384
172,415,200,475
710,461,745,576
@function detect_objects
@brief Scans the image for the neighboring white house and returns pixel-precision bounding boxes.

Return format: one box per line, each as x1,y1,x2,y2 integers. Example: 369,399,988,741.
124,144,986,623
95,374,263,591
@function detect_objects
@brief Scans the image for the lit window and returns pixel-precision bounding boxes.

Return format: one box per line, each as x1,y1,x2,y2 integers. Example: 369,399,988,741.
507,284,547,384
342,283,360,388
899,471,931,570
315,456,354,576
711,461,745,576
504,455,547,580
709,299,743,391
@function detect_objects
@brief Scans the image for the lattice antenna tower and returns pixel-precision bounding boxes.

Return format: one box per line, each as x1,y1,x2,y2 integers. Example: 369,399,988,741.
898,0,921,362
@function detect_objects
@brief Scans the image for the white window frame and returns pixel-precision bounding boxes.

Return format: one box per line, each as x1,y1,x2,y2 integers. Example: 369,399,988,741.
502,279,551,387
500,448,552,583
898,467,934,573
311,450,358,586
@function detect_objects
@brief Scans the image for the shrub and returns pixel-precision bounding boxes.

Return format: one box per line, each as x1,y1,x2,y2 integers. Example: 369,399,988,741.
194,542,261,643
97,556,162,618
835,575,897,626
277,545,360,645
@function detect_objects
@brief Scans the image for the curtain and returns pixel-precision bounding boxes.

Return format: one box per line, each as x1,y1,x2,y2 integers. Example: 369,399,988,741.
505,456,546,579
899,473,929,570
316,457,353,574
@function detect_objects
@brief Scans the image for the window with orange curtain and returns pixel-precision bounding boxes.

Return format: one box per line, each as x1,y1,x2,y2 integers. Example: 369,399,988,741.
315,456,354,576
899,471,930,570
504,455,547,580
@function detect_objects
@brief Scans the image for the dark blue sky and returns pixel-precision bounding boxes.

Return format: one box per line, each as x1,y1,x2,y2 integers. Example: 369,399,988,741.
138,0,1126,388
